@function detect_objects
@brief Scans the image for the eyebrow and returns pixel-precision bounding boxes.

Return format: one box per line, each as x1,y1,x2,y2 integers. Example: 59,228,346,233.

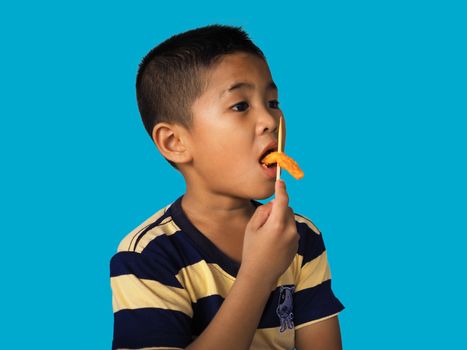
219,80,278,99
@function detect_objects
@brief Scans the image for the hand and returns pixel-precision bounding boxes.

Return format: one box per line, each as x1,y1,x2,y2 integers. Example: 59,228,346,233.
240,179,300,286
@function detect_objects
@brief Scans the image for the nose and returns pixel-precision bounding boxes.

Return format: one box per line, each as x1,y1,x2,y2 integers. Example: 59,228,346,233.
257,106,280,135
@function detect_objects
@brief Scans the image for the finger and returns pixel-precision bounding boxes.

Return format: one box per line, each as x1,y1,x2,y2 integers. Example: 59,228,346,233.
271,179,289,218
249,202,273,230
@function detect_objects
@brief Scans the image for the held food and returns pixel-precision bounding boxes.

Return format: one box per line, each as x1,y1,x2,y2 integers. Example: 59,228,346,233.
261,152,304,180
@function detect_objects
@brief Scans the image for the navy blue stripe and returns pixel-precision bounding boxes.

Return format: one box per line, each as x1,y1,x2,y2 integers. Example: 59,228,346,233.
191,294,225,336
110,251,183,288
293,279,345,325
295,214,321,235
112,225,251,287
296,220,326,266
144,230,206,272
112,308,192,349
190,285,297,332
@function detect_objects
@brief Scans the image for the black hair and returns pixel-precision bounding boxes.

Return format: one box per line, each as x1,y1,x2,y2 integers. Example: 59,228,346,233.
135,24,266,171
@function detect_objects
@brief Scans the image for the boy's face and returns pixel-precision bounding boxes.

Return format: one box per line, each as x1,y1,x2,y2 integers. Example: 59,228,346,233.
184,52,284,200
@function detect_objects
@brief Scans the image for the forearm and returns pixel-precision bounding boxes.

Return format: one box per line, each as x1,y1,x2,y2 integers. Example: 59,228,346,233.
185,268,275,350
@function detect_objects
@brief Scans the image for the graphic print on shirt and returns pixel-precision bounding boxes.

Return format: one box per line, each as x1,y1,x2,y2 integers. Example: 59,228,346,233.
276,285,295,332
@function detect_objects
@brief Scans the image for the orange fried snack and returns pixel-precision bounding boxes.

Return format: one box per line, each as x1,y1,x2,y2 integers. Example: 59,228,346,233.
261,152,304,180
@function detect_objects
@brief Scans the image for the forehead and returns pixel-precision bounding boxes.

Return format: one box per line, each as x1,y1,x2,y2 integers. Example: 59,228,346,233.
203,52,276,97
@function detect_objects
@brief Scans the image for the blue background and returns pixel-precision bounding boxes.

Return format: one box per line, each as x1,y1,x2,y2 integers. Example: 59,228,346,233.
1,1,465,348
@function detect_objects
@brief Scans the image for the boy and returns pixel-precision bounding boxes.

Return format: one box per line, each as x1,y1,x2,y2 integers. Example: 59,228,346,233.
110,24,345,350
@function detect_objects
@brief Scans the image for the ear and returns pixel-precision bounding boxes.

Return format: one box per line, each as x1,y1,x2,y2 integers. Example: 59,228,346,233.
151,122,193,165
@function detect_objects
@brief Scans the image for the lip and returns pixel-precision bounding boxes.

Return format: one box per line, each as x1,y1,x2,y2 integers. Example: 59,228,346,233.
259,162,278,179
258,140,279,163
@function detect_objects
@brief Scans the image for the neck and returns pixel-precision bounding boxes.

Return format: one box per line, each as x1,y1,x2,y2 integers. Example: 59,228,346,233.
181,189,256,226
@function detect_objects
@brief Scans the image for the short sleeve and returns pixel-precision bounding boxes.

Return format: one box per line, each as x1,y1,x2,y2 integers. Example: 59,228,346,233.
110,251,193,349
293,216,345,329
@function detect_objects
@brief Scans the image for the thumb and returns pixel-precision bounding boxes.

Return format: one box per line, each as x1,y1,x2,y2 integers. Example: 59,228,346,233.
248,202,273,230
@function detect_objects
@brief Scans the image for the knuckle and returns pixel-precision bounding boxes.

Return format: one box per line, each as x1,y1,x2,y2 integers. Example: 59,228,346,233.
289,229,299,238
273,221,285,232
292,233,299,242
279,223,288,232
288,227,299,238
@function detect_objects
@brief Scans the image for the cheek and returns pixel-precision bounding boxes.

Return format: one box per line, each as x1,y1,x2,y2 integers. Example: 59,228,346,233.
200,137,251,174
192,117,253,172
212,140,243,166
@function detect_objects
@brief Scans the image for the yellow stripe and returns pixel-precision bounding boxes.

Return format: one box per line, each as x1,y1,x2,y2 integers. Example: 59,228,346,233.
117,204,172,252
176,260,299,302
294,312,340,330
176,261,235,301
295,250,331,292
111,274,193,317
294,214,321,235
278,254,301,286
133,217,180,253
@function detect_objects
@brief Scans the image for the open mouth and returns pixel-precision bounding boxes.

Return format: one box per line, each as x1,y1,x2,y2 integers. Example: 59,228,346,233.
259,149,277,168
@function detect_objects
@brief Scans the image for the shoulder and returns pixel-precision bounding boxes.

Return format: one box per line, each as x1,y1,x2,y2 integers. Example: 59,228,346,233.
114,201,181,254
293,211,327,267
294,212,322,236
109,201,187,288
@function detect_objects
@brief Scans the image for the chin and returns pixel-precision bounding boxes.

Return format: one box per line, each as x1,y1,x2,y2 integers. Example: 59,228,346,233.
250,184,276,201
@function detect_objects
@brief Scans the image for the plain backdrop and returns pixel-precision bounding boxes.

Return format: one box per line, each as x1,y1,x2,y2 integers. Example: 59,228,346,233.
1,1,465,348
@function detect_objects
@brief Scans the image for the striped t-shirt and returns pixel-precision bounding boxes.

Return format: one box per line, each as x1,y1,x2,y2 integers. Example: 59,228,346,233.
110,194,345,349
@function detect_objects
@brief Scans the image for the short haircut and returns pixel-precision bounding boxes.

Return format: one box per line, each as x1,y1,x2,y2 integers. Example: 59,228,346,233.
135,24,266,171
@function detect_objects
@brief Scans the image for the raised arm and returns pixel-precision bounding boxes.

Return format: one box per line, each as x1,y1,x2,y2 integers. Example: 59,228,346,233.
187,179,300,349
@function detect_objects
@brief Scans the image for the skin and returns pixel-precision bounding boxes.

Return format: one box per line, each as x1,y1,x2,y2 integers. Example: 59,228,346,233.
152,52,286,261
295,315,343,350
152,52,342,349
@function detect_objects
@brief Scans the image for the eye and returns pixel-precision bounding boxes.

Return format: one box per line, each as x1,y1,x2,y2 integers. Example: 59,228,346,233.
269,99,280,109
231,101,249,112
